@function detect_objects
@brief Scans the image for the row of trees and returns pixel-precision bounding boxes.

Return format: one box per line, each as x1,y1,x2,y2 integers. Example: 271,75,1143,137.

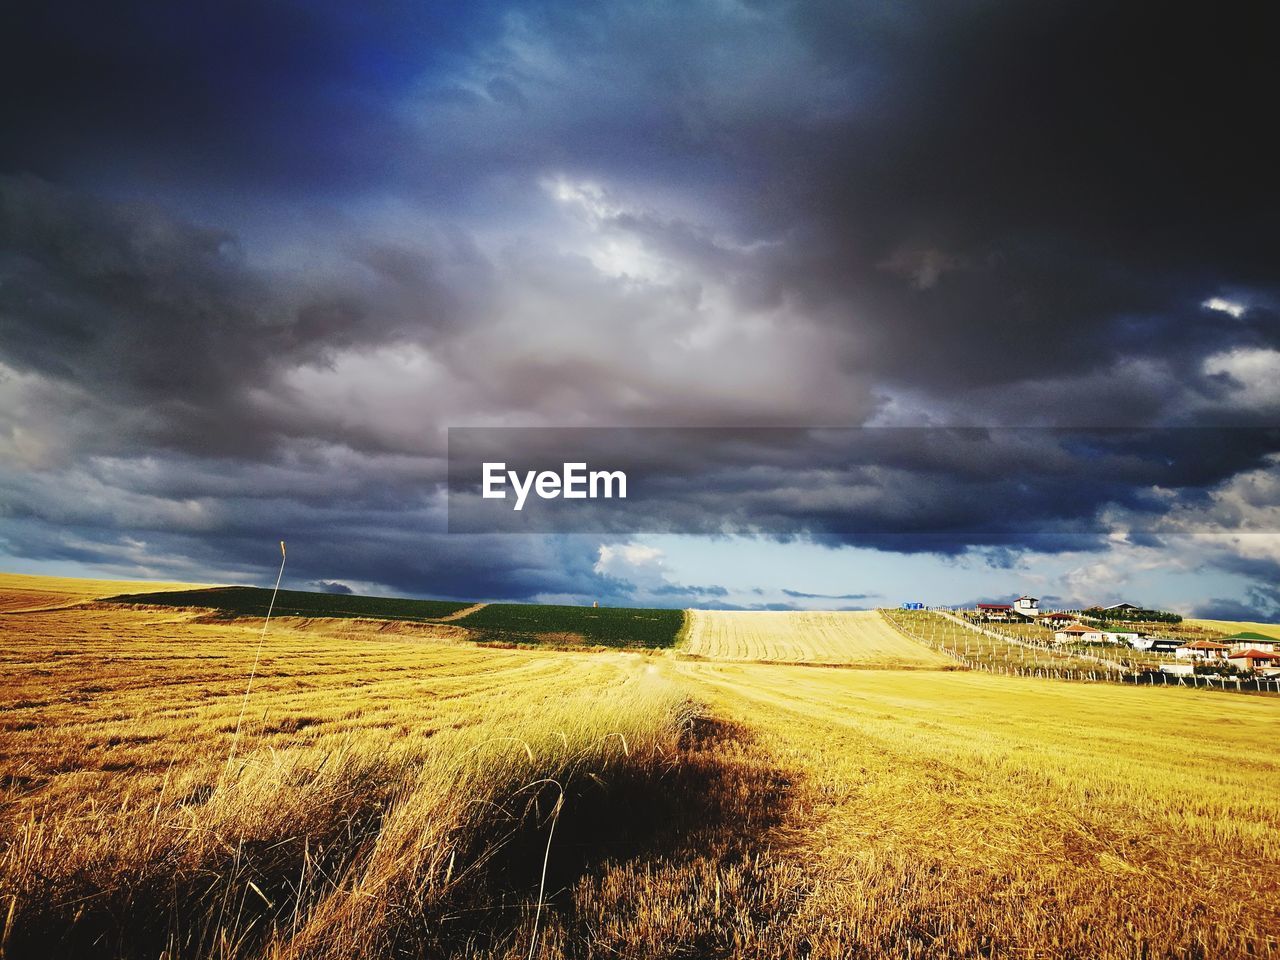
1082,606,1182,624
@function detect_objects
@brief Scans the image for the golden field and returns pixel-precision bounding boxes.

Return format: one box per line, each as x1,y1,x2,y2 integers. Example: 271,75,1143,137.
1,579,1278,959
680,609,956,667
1185,617,1280,639
0,572,206,613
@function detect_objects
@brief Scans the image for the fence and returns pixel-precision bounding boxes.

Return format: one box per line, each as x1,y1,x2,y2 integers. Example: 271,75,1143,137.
941,610,1153,672
880,609,1280,695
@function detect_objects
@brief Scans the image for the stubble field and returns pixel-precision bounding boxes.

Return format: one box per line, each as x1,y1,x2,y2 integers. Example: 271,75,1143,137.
1,580,1278,959
1186,616,1280,639
680,608,956,667
0,572,205,612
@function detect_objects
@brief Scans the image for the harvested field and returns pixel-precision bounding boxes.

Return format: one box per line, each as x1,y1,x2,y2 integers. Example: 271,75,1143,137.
680,608,955,667
1185,617,1280,640
672,658,1280,959
0,572,206,613
2,577,1278,959
0,601,697,960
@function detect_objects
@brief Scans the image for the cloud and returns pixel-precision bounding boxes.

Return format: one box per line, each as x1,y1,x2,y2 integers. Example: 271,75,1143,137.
590,542,728,605
1194,587,1280,623
0,0,1277,604
594,542,665,580
1202,348,1280,411
0,175,494,461
312,580,354,594
1203,298,1247,319
781,589,878,601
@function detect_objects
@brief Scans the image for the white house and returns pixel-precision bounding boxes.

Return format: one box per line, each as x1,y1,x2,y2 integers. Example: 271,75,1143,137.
1013,596,1040,617
1130,636,1180,653
1223,633,1278,654
1055,624,1104,644
1103,630,1145,646
1174,640,1231,661
1039,611,1076,626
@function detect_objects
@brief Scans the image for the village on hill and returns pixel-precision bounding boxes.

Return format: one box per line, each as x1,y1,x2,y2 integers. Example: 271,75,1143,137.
900,597,1280,680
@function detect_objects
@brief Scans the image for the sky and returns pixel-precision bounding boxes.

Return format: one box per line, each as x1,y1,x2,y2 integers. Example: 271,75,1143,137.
1,0,1278,616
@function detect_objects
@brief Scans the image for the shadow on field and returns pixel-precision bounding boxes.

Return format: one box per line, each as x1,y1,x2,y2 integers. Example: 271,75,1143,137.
0,717,797,960
363,716,798,960
427,716,797,959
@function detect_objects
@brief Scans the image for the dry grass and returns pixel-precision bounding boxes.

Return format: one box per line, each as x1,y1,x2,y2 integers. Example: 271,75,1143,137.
0,572,207,612
680,610,955,667
3,579,1279,959
1186,617,1280,639
673,659,1280,958
0,600,700,959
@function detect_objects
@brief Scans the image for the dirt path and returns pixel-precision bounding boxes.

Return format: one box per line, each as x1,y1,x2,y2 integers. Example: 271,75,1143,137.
433,601,488,622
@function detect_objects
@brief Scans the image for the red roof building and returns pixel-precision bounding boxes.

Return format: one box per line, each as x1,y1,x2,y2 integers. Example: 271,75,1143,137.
1227,649,1280,670
1176,639,1232,661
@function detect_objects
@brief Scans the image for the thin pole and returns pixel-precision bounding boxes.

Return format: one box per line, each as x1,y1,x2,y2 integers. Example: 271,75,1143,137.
224,541,287,777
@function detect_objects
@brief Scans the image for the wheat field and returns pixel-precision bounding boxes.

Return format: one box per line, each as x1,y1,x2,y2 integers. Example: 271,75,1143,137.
1185,616,1280,639
0,572,205,612
1,582,1278,959
680,609,955,667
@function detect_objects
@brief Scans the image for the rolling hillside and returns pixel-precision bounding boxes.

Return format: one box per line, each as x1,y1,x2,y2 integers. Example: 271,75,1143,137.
680,609,954,667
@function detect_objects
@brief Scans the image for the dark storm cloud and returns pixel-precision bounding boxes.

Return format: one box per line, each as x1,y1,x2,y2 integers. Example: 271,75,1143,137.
0,2,509,193
0,175,485,459
1,0,1278,604
725,2,1280,401
1194,587,1280,624
0,485,621,603
312,580,354,594
359,0,1280,428
448,427,1280,554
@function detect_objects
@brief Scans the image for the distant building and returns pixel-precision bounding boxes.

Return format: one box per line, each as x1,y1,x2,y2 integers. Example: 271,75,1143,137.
901,601,925,610
1228,649,1280,674
975,602,1014,621
1055,624,1104,644
1040,611,1076,625
1103,630,1145,645
1130,636,1180,653
1013,596,1040,618
1103,602,1141,612
1222,632,1278,654
1175,640,1231,661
